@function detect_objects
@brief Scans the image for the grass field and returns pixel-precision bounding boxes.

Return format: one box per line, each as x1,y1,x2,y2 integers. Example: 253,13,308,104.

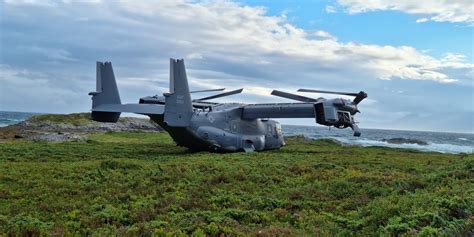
0,132,473,236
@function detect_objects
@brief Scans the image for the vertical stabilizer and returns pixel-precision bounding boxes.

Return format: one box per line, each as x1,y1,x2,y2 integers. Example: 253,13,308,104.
89,61,121,122
164,59,193,127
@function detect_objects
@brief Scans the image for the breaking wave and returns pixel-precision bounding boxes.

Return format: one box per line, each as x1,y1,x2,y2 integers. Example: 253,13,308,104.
283,125,473,154
0,111,39,127
333,137,473,154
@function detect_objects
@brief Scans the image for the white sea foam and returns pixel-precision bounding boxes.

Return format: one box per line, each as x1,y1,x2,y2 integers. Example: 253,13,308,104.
0,119,22,127
332,137,473,154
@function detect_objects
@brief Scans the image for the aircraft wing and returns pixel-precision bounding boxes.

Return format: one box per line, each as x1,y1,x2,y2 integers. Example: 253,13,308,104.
242,102,363,137
241,103,316,119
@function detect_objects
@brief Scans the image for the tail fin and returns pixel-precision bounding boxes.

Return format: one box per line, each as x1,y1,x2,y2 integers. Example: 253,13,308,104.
163,58,193,127
89,61,121,122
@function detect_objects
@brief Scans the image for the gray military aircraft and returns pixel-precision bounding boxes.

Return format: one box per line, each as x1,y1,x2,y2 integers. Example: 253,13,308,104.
89,59,367,152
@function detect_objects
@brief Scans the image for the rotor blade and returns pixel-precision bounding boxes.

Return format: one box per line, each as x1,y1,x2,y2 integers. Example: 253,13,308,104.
271,90,320,103
193,88,243,101
190,88,225,94
350,123,361,137
298,89,359,97
353,91,368,105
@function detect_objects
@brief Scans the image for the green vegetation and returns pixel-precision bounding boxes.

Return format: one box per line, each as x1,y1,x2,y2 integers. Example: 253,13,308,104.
0,132,473,236
28,113,94,126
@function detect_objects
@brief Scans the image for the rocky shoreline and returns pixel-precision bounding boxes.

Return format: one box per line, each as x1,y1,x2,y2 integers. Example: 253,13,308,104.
0,113,162,142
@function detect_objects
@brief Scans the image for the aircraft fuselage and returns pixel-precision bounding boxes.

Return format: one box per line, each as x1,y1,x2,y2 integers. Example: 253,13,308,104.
149,103,285,152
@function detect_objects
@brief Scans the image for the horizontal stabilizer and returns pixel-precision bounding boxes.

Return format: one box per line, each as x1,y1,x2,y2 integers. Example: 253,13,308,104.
92,103,164,114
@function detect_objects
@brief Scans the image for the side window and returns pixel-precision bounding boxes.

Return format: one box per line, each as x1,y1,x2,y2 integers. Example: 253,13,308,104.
275,123,282,137
267,124,273,135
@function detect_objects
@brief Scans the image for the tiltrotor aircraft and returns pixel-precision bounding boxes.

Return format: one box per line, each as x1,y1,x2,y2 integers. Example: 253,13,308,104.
89,59,367,152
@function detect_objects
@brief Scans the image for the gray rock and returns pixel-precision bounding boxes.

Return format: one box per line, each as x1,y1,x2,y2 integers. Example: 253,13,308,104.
0,113,163,142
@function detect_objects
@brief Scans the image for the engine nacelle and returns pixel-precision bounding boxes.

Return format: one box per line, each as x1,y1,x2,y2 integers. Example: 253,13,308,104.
314,102,353,128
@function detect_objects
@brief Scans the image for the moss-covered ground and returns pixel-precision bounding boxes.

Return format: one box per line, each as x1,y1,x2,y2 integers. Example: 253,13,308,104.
0,132,473,236
27,113,94,126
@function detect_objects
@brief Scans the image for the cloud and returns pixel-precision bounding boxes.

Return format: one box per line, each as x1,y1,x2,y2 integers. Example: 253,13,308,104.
442,53,467,63
25,46,77,62
0,64,88,112
186,53,204,60
336,0,474,24
2,0,471,84
0,0,473,131
325,5,337,13
416,18,428,23
313,30,338,41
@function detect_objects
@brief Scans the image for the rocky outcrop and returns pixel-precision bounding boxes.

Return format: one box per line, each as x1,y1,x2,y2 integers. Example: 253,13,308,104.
0,113,162,142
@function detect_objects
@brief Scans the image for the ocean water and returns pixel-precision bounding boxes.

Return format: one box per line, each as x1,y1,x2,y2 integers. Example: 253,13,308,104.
0,111,40,127
283,125,473,154
0,111,472,154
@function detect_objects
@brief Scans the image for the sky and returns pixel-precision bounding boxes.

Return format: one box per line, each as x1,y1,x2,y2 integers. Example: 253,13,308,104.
0,0,473,133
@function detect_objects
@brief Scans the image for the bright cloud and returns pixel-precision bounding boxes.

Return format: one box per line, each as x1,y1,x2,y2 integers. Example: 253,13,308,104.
337,0,474,24
2,0,471,85
313,30,338,41
416,18,429,23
